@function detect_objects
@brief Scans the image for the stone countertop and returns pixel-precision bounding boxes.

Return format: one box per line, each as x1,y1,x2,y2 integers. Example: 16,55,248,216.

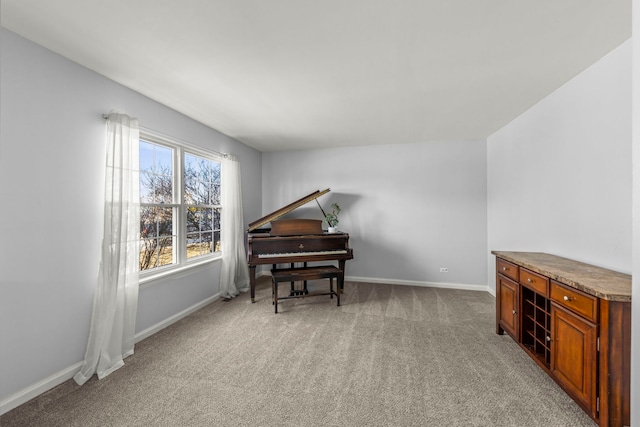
491,251,631,302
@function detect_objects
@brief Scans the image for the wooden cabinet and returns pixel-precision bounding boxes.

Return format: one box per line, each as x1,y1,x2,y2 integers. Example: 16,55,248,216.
492,252,631,427
520,268,548,296
551,303,598,418
550,280,598,322
496,274,519,339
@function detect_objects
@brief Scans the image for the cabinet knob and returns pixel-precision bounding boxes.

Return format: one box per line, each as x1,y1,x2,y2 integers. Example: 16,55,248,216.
563,295,571,302
527,278,533,283
546,336,551,342
502,267,507,271
512,310,517,315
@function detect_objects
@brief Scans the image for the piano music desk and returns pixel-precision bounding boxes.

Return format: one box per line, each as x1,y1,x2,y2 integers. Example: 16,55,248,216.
271,265,342,313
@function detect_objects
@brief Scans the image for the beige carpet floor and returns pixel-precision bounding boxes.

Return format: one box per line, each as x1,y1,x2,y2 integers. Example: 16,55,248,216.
1,278,596,426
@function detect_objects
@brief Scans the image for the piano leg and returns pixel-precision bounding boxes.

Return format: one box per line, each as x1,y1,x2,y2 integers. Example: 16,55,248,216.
290,263,295,295
249,265,256,303
287,262,310,297
303,262,309,295
339,260,346,294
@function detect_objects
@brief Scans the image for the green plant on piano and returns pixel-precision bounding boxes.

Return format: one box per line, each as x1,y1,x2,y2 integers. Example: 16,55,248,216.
324,203,341,228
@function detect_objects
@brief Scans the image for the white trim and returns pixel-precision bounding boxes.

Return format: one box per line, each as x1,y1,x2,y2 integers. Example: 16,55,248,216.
140,255,221,288
140,126,225,160
0,293,221,416
134,293,220,342
256,269,271,278
256,270,496,297
345,275,492,294
138,131,223,275
257,269,494,294
0,361,84,415
0,275,492,416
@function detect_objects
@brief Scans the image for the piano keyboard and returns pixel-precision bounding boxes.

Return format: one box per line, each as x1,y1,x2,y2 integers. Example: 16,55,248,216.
258,249,347,259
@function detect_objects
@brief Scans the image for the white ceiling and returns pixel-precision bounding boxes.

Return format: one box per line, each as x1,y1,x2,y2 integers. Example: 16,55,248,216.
1,1,631,152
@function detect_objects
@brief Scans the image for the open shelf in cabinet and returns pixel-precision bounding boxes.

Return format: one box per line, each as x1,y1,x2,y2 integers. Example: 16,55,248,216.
521,286,550,368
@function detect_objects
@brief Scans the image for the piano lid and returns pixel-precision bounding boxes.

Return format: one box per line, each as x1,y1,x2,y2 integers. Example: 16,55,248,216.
247,188,330,232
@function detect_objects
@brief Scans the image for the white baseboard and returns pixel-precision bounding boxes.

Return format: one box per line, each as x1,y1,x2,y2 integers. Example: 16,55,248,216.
0,293,221,416
258,269,492,294
1,277,494,416
134,292,220,343
346,275,493,294
0,361,84,416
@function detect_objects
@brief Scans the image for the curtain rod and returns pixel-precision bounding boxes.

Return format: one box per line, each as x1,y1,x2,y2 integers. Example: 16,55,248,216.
102,113,228,158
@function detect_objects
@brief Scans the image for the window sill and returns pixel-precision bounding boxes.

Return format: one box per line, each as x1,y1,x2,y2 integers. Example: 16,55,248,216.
139,254,222,288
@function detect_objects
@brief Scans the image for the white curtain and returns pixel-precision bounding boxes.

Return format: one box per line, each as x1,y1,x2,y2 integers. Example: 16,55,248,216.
219,154,250,299
74,112,140,385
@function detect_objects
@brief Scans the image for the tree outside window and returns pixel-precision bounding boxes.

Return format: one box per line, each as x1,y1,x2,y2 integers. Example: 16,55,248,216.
139,139,221,272
184,153,221,259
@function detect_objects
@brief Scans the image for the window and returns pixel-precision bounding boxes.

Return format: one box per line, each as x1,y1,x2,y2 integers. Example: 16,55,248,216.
139,135,222,273
184,153,221,258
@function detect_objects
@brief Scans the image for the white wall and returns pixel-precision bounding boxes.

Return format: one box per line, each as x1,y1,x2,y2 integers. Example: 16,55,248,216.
487,39,632,291
2,16,636,419
0,29,262,411
631,1,640,421
262,140,488,289
488,36,636,416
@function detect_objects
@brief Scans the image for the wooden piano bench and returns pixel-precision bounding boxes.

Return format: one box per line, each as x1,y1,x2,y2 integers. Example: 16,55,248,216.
270,265,342,313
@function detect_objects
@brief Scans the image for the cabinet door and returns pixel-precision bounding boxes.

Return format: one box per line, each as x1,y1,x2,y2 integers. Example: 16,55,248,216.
497,275,519,340
550,304,598,418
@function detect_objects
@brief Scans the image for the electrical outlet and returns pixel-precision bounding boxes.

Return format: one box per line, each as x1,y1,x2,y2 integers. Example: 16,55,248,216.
440,267,449,273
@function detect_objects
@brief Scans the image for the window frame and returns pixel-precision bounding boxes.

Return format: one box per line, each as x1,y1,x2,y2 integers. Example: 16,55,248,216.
139,131,223,283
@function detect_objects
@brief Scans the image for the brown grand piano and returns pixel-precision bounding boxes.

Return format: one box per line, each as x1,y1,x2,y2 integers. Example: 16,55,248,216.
246,189,354,303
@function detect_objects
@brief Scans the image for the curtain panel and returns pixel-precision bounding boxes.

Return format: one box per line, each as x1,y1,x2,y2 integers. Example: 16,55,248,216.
219,154,250,299
74,112,140,385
